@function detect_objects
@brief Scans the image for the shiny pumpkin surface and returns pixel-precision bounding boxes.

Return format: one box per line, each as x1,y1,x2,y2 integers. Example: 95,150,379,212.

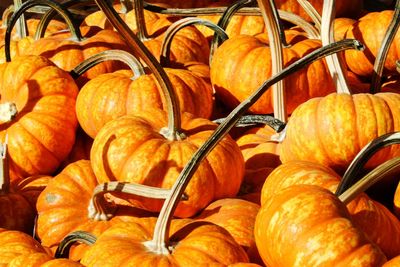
0,55,78,181
76,68,213,138
211,33,335,114
280,93,400,173
90,109,244,218
81,219,249,266
0,193,35,234
255,184,386,266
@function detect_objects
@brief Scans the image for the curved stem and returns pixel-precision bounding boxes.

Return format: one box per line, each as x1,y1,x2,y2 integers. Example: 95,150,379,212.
321,0,351,94
145,39,363,255
13,0,27,39
87,182,175,221
94,0,182,141
213,114,286,132
339,157,400,204
120,0,133,13
335,131,400,196
296,0,321,32
5,0,82,62
70,49,145,80
279,10,320,39
1,5,14,28
0,140,9,195
133,0,150,41
370,0,400,93
55,231,97,258
257,0,286,122
33,0,92,41
160,17,228,67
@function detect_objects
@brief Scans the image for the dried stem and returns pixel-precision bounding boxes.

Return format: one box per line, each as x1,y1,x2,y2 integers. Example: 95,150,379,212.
1,5,14,28
5,0,81,62
321,0,351,94
144,39,363,255
13,0,27,39
70,49,145,80
370,0,400,93
133,0,150,41
335,131,400,195
160,17,228,67
55,231,97,258
213,114,286,132
0,140,9,195
296,0,321,31
94,0,182,141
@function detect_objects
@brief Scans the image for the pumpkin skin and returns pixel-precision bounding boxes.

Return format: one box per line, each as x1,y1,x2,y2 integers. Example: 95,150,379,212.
36,160,152,261
81,219,249,266
383,255,400,267
90,109,245,218
280,93,400,174
76,68,213,139
0,55,78,182
255,184,387,266
210,33,335,114
344,10,400,77
15,174,50,210
260,160,400,259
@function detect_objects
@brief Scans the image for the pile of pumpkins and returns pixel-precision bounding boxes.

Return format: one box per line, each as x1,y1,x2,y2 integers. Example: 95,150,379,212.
1,0,400,266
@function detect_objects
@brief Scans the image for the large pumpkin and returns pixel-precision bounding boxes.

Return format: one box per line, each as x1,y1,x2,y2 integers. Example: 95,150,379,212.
210,32,335,114
255,184,387,266
0,55,78,181
280,92,400,174
90,109,244,218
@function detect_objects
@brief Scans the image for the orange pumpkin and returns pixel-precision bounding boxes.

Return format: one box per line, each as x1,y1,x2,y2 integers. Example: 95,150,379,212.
90,109,245,218
0,55,78,181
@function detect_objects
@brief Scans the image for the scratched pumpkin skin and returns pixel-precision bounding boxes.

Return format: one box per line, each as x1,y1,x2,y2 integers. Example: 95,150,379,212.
280,93,400,173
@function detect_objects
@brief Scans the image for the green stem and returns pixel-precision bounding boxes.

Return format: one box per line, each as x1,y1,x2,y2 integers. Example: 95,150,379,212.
94,0,182,141
70,49,145,80
145,39,363,255
160,17,228,67
55,231,97,258
370,0,400,93
335,131,400,195
5,0,82,62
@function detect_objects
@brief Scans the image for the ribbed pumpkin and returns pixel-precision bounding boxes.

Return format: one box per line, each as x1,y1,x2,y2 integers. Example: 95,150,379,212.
90,109,245,218
383,255,400,267
255,184,387,266
36,160,152,260
210,32,335,114
76,68,213,138
80,219,249,266
0,55,78,182
344,10,400,77
280,92,400,174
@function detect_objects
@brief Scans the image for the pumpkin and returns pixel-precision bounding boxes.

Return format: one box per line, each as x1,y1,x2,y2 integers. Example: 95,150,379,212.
383,255,400,267
344,10,400,77
280,92,400,174
255,184,386,266
210,32,336,114
90,109,244,218
36,159,154,261
15,174,50,210
76,68,213,138
0,55,78,182
81,219,249,266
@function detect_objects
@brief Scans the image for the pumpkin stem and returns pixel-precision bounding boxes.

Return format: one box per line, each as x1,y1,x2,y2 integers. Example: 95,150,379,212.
276,10,320,39
339,157,400,205
70,49,145,80
0,139,10,195
213,114,286,132
335,131,400,196
257,0,287,123
120,0,133,13
321,0,352,94
1,5,14,28
5,0,82,62
55,231,97,258
33,0,89,41
296,0,321,32
132,0,151,41
87,182,176,221
146,39,363,254
13,0,27,39
94,0,182,141
160,17,228,67
0,103,18,124
370,0,400,93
